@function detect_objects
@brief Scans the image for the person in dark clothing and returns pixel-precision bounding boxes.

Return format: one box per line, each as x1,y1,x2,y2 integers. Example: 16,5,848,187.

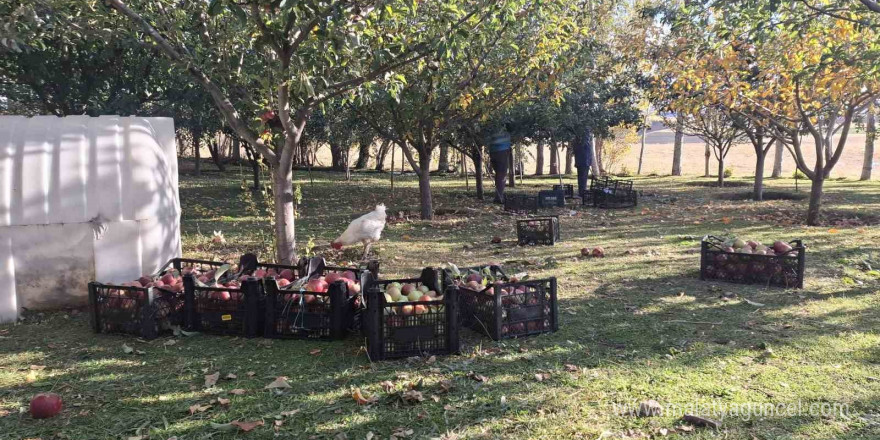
573,128,594,197
489,128,511,203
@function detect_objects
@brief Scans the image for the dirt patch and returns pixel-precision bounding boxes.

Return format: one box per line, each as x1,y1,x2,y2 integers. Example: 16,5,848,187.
684,180,751,188
716,191,809,201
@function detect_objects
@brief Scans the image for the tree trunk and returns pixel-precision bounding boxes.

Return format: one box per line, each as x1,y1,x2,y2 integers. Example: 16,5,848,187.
564,144,573,175
208,141,226,172
193,128,201,176
375,140,391,171
438,143,449,173
549,141,559,174
417,151,434,220
704,142,711,177
770,139,783,178
753,152,765,201
244,145,260,192
535,139,544,175
806,176,824,226
594,137,604,174
329,143,345,171
637,126,647,175
355,140,370,169
508,149,516,187
272,169,296,264
717,157,725,187
863,110,875,180
588,140,600,176
472,146,484,199
232,136,241,162
672,120,683,176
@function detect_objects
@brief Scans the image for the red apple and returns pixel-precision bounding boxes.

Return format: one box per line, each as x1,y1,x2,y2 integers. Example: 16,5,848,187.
342,270,357,281
254,269,267,278
465,274,482,284
325,272,343,283
418,294,432,302
277,279,291,288
210,291,231,301
279,269,295,281
160,273,175,285
401,284,416,296
138,276,152,287
30,393,62,419
307,278,328,293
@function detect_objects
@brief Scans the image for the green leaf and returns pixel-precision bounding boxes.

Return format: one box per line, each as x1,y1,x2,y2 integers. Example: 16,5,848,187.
228,3,247,23
207,0,223,16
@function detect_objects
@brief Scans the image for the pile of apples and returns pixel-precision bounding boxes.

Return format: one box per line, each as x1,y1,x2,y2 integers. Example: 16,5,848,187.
718,238,795,256
274,270,361,305
381,282,442,315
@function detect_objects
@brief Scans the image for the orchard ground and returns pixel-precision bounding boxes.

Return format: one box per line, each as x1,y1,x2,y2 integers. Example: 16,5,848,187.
2,168,880,439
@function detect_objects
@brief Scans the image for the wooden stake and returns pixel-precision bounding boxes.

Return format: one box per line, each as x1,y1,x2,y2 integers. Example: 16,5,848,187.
390,142,395,201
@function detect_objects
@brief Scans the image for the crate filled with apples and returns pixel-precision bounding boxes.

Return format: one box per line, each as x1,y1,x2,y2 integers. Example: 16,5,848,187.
362,268,460,360
263,257,371,340
700,235,806,288
181,257,279,338
87,258,222,339
445,264,559,340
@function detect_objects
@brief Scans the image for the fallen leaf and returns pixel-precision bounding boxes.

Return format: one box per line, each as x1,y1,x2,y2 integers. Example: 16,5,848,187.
246,371,255,377
189,404,211,414
280,409,300,417
467,372,488,383
230,389,247,395
743,298,765,307
366,432,374,440
309,348,322,355
564,364,578,372
26,370,38,383
231,420,264,432
217,397,230,406
29,365,46,371
401,389,424,404
380,380,395,392
224,373,237,380
534,373,551,382
265,377,291,389
437,379,453,393
122,343,134,354
163,339,177,347
828,228,840,234
721,217,732,224
352,388,377,405
274,419,283,432
204,372,220,388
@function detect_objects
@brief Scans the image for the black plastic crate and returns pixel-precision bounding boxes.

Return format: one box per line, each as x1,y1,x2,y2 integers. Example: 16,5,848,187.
504,193,539,214
88,283,184,339
700,236,806,288
263,278,355,340
362,268,459,360
552,184,575,198
456,277,558,340
516,216,560,245
592,187,638,209
296,257,379,280
538,190,566,208
183,276,264,337
163,256,301,284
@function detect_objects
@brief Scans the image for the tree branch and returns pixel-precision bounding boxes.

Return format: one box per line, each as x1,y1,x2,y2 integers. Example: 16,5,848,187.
105,0,277,164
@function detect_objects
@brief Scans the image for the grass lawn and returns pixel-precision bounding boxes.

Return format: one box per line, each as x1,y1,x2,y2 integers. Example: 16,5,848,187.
2,167,880,439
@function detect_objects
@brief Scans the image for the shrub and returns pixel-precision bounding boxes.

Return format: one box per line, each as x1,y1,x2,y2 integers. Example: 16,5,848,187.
792,169,807,179
617,166,632,177
723,167,734,178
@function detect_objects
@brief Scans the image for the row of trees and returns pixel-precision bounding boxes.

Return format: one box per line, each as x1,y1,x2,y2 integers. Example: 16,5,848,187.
2,0,877,260
649,1,880,224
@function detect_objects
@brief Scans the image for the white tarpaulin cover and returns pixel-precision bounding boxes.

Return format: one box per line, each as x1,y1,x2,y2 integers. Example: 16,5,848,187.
0,116,181,322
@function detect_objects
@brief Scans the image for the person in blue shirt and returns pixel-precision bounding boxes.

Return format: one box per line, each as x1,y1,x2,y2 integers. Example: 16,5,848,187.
489,126,512,203
573,128,594,197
